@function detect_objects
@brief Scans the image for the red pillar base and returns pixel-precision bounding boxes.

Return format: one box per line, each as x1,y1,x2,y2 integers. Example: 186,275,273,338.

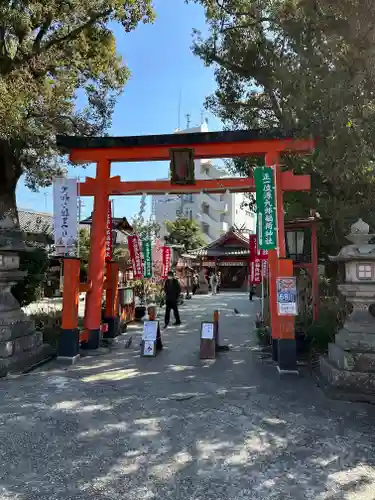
103,316,120,339
277,339,298,374
81,329,101,350
57,329,80,364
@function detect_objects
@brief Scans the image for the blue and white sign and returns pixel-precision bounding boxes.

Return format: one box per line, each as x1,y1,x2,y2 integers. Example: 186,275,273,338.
276,277,298,316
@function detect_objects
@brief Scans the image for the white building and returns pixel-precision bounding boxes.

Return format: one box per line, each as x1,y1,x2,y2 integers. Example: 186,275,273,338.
153,123,256,244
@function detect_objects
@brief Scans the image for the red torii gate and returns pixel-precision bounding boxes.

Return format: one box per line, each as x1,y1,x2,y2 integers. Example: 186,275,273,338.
56,129,314,373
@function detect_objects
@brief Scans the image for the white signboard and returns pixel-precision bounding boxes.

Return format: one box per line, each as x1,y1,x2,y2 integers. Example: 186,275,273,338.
201,322,214,340
53,177,78,255
143,321,158,341
143,340,155,356
276,277,298,316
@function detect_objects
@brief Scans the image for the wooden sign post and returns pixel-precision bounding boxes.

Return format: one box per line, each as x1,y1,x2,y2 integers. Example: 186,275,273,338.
199,321,216,360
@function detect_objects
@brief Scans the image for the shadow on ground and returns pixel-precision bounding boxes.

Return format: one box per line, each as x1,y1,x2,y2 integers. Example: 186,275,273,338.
1,293,375,500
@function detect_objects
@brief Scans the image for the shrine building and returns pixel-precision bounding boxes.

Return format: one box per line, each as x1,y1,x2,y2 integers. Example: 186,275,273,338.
183,228,251,290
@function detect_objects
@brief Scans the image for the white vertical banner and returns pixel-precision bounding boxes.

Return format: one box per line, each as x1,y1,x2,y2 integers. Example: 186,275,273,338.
53,177,78,256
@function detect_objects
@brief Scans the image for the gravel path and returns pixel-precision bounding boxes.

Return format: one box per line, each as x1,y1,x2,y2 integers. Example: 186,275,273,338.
1,293,375,500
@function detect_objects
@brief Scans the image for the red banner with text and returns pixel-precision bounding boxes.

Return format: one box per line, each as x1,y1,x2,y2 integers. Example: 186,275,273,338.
105,200,113,262
162,246,172,278
259,248,269,279
249,234,262,285
127,235,143,279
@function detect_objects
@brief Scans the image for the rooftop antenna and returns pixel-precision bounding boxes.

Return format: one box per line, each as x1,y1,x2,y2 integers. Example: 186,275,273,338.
200,109,204,125
185,113,191,128
177,88,182,130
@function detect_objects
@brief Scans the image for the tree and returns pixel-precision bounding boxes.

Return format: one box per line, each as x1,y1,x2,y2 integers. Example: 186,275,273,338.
131,215,161,241
12,247,49,306
164,217,205,251
78,228,130,279
189,0,375,256
0,1,154,226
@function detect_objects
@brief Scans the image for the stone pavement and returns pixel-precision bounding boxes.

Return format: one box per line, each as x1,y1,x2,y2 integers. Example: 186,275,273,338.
1,293,375,500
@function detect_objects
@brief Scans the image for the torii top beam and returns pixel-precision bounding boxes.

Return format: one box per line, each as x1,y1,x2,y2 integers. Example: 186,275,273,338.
56,129,314,163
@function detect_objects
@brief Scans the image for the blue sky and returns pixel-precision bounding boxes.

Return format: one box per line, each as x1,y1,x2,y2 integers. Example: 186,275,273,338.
16,0,222,220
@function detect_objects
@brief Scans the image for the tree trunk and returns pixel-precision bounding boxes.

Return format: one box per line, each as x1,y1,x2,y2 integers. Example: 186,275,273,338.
0,140,22,228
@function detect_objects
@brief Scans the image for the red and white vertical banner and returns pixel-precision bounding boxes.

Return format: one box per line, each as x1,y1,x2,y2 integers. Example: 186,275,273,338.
152,238,163,277
161,246,172,278
249,234,262,285
105,200,113,262
127,235,144,279
259,248,269,279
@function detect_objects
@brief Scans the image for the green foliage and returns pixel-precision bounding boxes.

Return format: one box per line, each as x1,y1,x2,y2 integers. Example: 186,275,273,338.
307,300,350,352
12,248,49,306
256,325,270,346
190,0,375,256
0,0,155,221
165,217,205,251
131,215,160,241
29,308,62,350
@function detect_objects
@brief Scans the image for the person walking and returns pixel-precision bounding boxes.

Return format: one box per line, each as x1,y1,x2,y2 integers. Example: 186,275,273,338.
192,272,199,295
210,272,218,295
164,271,181,327
217,271,222,294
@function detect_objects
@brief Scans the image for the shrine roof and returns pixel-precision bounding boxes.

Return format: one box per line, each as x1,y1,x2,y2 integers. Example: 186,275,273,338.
183,227,251,259
56,128,301,152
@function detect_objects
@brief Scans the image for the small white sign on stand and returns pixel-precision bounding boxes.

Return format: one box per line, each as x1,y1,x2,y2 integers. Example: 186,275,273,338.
201,322,214,340
141,320,159,357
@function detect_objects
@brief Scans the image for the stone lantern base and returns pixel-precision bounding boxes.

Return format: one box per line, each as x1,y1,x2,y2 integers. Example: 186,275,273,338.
0,221,52,377
320,305,375,403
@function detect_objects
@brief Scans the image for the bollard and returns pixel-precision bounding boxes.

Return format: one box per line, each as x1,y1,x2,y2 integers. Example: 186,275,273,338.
213,309,219,350
58,258,80,364
214,309,230,352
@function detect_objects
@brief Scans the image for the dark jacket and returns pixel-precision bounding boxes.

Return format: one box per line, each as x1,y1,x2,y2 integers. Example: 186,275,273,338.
164,278,181,302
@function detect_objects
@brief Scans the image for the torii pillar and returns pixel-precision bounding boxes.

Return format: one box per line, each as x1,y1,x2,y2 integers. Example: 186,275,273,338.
84,159,110,348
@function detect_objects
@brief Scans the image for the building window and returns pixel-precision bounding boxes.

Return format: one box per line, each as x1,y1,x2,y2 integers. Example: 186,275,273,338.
202,223,209,235
220,194,225,201
357,264,373,280
201,164,210,175
220,213,225,223
202,203,210,215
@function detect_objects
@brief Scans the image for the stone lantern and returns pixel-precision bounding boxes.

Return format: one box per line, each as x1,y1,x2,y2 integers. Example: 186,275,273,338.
0,217,44,377
320,219,375,401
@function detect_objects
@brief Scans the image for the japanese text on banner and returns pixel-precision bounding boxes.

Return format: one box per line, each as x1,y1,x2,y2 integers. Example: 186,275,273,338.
53,177,78,255
249,234,262,285
105,200,113,262
152,238,163,277
127,235,144,279
142,239,153,279
162,246,172,278
254,167,277,250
